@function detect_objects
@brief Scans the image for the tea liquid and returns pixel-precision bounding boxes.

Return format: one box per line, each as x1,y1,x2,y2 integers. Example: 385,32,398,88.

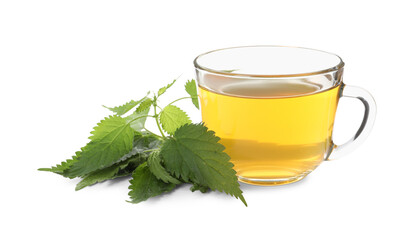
199,80,341,185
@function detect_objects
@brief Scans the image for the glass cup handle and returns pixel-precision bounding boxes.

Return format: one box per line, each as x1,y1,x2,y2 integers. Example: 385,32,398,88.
327,85,377,160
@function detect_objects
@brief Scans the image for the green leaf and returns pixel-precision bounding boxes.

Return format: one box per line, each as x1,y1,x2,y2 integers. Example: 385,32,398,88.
158,79,176,97
124,100,151,132
190,183,210,193
103,100,141,116
127,162,176,203
116,155,146,176
38,151,80,178
64,115,135,178
118,133,162,162
75,162,121,191
160,123,247,206
136,97,153,113
76,132,159,191
148,151,180,184
159,105,191,135
76,155,144,191
185,79,199,109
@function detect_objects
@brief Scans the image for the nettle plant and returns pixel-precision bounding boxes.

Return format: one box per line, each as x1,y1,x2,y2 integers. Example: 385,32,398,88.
39,79,246,206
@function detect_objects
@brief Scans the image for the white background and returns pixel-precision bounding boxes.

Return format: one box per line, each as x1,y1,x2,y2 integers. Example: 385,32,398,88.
1,0,419,239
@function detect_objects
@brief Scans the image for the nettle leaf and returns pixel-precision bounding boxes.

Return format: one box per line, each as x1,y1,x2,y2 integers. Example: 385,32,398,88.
76,155,144,191
124,100,151,132
64,115,134,178
159,105,191,135
75,162,122,191
185,79,199,109
136,97,153,113
116,155,146,176
148,151,180,184
160,123,247,206
128,162,176,203
103,100,141,116
158,79,176,96
38,151,80,179
190,183,210,193
118,133,162,162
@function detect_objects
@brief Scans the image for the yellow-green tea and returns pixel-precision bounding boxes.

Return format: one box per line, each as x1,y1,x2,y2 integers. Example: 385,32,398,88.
199,81,341,185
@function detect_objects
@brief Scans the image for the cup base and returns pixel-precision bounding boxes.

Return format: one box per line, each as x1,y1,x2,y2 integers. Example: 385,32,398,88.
237,171,310,186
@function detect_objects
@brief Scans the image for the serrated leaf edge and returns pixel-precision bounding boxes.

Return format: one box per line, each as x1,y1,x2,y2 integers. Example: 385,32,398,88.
159,105,191,135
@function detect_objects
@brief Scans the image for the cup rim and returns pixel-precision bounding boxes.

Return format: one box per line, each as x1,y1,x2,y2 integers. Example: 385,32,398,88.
193,45,345,78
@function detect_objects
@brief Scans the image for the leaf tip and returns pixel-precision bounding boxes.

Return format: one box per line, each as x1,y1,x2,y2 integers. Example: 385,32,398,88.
239,195,248,207
37,168,50,172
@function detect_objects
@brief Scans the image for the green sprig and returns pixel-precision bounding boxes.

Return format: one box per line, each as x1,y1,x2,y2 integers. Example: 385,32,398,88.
39,78,246,206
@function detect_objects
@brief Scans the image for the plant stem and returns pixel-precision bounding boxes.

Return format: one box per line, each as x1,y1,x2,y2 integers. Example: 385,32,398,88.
142,149,160,153
167,96,191,106
127,115,155,124
143,127,162,138
153,103,166,138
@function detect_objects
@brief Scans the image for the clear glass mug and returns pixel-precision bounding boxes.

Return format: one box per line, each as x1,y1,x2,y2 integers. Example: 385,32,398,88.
194,46,376,186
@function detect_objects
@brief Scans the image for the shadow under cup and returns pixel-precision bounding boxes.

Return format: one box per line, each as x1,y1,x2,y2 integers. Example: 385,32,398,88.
194,46,376,186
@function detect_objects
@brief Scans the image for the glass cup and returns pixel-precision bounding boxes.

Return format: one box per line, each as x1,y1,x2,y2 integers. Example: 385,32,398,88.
194,46,376,186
